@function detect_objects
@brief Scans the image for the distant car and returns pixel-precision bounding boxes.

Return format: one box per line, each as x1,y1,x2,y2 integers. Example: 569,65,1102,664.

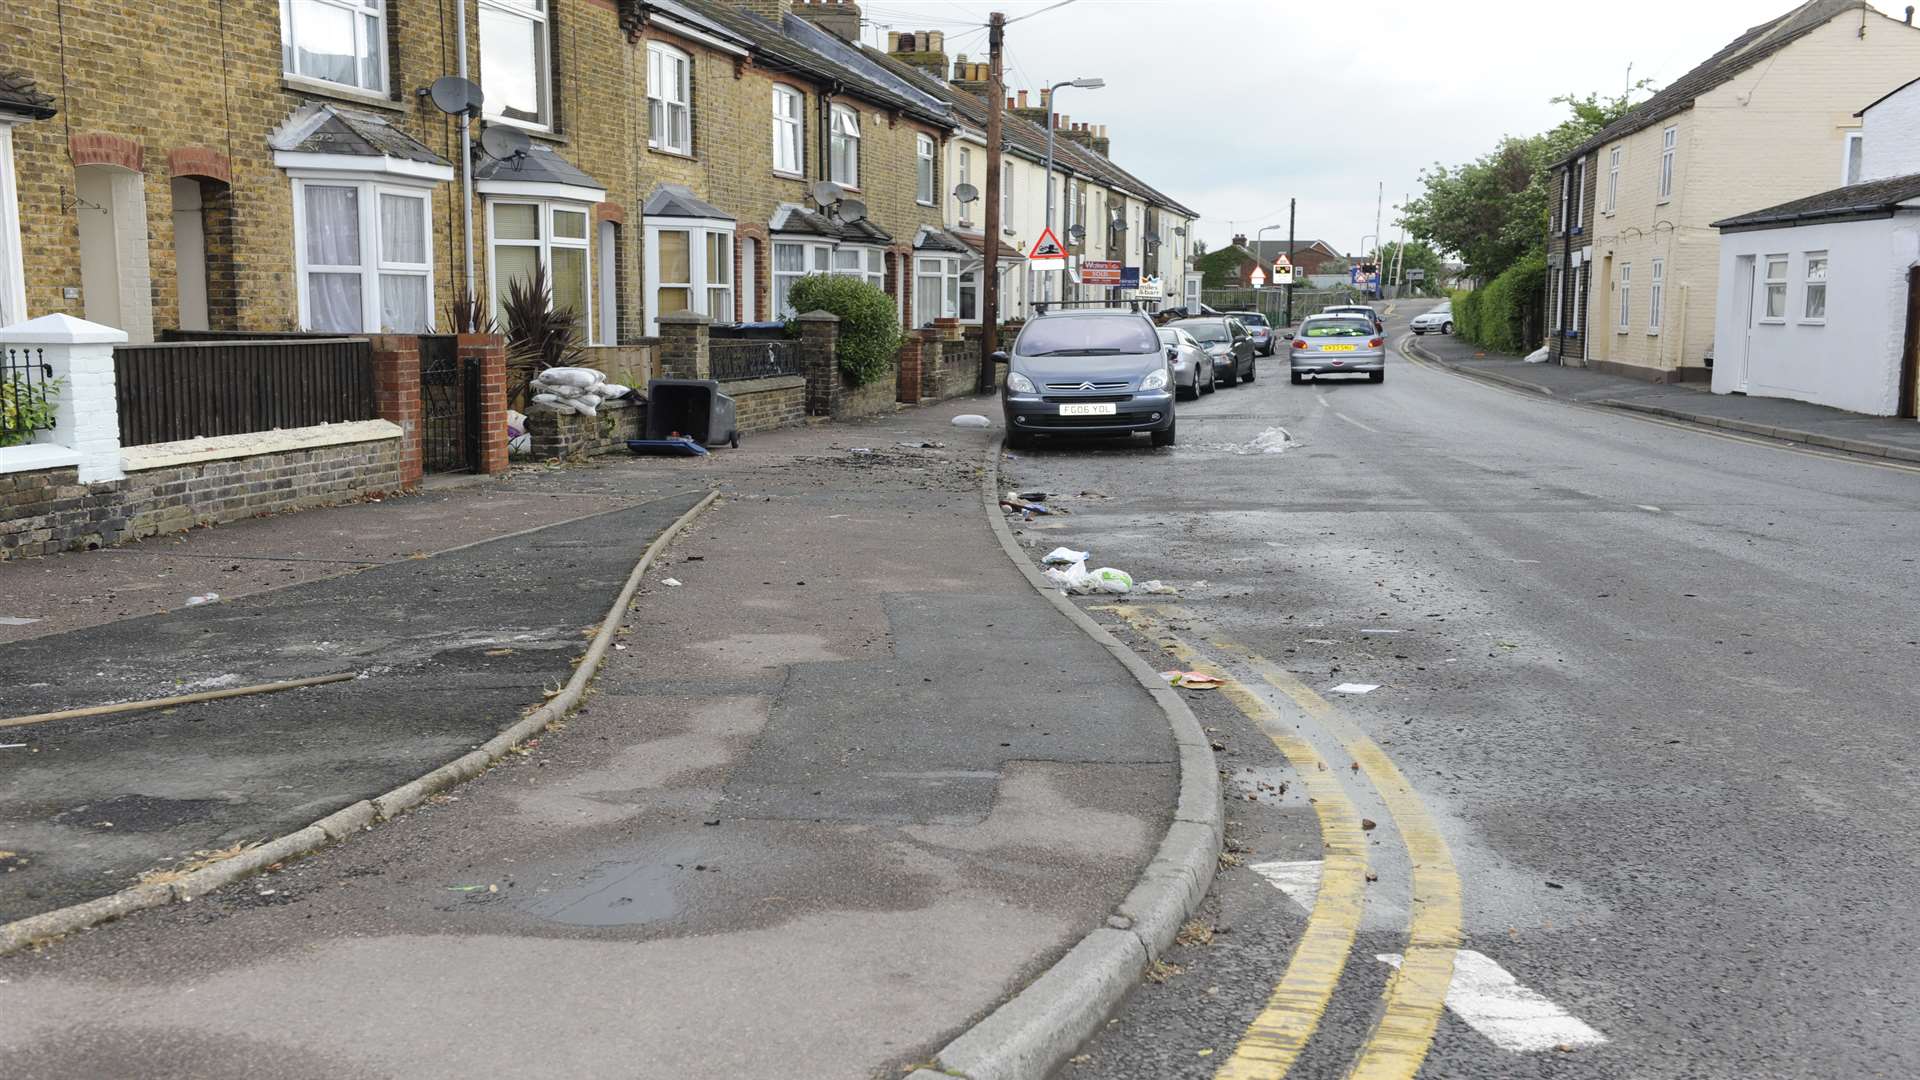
1323,304,1385,334
1157,325,1216,400
1409,305,1453,335
1288,313,1386,384
1154,303,1221,322
998,308,1178,449
1223,311,1277,355
1169,316,1256,387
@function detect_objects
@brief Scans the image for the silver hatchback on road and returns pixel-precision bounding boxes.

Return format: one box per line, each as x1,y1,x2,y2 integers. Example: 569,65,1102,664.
1287,313,1386,384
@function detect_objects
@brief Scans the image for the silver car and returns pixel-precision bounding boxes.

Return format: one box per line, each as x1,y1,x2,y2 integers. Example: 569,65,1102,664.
1157,326,1216,400
1287,313,1386,383
1409,305,1453,335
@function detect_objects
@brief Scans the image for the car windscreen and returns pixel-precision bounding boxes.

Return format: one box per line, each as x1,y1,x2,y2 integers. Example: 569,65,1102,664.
1303,319,1374,338
1016,315,1160,356
1233,314,1270,328
1172,319,1229,343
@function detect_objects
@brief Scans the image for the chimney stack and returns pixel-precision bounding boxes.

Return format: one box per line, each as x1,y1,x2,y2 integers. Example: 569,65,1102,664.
729,0,794,24
1907,4,1915,22
794,0,862,41
1017,89,1029,108
1232,233,1248,249
887,28,949,81
951,56,991,97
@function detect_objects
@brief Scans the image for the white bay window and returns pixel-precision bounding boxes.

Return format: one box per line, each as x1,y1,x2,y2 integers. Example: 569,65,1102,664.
772,240,831,320
281,0,386,93
489,199,593,338
294,179,434,333
644,219,736,334
480,0,550,129
915,255,959,327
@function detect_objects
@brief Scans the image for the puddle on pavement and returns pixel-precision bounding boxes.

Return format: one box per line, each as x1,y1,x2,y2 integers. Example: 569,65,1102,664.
1229,765,1293,805
519,842,708,927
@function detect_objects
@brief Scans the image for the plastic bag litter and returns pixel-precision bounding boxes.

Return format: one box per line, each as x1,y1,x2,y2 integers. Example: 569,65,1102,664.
1524,346,1549,364
1043,560,1132,594
951,414,992,428
1137,580,1179,595
1161,670,1223,689
1042,547,1090,566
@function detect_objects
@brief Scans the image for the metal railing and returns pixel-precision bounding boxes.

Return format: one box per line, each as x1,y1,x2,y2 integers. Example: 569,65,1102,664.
113,337,376,447
709,337,803,382
1,345,57,447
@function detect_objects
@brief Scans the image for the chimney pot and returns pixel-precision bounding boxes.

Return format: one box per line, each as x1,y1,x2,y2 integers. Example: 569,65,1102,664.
1907,3,1914,22
887,30,900,51
930,30,944,50
1008,95,1017,109
1017,89,1029,108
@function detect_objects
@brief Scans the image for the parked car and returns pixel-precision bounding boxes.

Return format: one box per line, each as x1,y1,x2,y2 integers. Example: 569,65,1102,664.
1323,304,1385,334
1409,304,1453,335
1287,313,1386,383
1157,325,1216,399
1169,316,1256,387
997,308,1178,449
1223,310,1277,355
1153,303,1220,323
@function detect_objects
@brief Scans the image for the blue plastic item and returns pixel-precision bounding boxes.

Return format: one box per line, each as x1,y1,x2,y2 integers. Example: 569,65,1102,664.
626,437,710,457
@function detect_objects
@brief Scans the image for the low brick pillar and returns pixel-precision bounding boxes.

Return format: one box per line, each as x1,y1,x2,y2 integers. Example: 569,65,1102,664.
460,334,508,476
933,316,963,344
896,332,925,404
797,310,842,415
370,335,423,490
656,311,712,380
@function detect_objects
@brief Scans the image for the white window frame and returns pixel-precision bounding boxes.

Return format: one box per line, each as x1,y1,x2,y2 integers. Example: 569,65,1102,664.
279,0,387,95
829,104,860,189
1550,266,1562,332
914,254,960,327
772,84,803,176
956,145,973,224
291,177,436,334
1605,147,1620,214
915,134,936,206
1558,168,1569,232
1617,263,1631,333
479,0,552,131
0,123,24,329
1658,125,1676,203
648,41,693,155
830,244,886,292
1648,258,1663,335
488,197,593,340
771,238,832,320
642,217,736,335
597,219,619,345
1762,254,1788,322
1571,157,1585,229
1801,250,1828,324
1001,160,1014,226
1843,132,1864,186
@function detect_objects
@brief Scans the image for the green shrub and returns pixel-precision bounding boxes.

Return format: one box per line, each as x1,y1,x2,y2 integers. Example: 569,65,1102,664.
785,274,902,386
0,374,59,448
1451,253,1545,355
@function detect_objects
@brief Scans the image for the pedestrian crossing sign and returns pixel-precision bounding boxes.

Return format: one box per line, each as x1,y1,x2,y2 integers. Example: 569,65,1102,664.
1028,227,1067,263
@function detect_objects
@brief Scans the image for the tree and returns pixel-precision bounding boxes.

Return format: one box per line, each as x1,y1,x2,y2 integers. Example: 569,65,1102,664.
1367,241,1447,293
1399,84,1649,282
1192,238,1209,257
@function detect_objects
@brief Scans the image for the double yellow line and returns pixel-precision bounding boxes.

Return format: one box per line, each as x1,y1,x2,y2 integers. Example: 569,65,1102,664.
1105,605,1462,1079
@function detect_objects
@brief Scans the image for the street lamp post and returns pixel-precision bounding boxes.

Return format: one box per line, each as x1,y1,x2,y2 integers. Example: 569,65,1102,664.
1043,77,1103,307
1256,223,1284,318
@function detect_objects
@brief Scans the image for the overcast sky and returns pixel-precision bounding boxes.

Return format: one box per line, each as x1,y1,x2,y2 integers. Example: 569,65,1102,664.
855,0,1803,257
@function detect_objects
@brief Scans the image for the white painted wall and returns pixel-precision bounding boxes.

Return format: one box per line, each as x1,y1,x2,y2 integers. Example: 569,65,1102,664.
1712,213,1918,415
1860,78,1920,181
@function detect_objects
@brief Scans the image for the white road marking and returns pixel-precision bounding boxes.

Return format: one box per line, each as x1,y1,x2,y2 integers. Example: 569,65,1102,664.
1636,504,1662,512
0,617,40,626
1335,411,1380,433
1252,860,1606,1052
1378,951,1608,1051
1330,682,1379,694
1317,396,1331,409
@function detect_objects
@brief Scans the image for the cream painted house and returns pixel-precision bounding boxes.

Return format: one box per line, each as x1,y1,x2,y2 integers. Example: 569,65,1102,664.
1549,0,1920,382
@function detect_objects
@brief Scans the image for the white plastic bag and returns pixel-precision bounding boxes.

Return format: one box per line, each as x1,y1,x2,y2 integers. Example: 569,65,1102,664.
1042,560,1132,595
951,414,992,428
1087,567,1133,593
1042,547,1090,566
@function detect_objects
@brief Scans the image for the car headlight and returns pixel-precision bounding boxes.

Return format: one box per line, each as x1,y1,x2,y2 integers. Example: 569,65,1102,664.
1007,372,1037,394
1140,369,1169,391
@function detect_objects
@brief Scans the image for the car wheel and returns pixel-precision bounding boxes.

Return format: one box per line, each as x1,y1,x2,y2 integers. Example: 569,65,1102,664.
1201,366,1216,394
1177,378,1196,401
1245,357,1257,382
1290,371,1305,385
1369,370,1385,384
1442,321,1453,334
1151,417,1176,448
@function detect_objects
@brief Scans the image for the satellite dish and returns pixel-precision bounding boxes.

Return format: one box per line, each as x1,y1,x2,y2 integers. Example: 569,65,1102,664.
1067,224,1086,242
1146,232,1163,245
429,76,483,116
812,180,846,207
838,199,868,224
479,124,530,161
953,183,979,205
1174,226,1187,237
1110,216,1128,233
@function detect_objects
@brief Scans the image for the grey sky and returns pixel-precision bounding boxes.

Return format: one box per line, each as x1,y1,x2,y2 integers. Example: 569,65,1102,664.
855,0,1811,258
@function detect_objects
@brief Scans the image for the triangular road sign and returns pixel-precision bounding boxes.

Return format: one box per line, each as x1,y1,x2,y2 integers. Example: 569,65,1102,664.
1028,227,1067,262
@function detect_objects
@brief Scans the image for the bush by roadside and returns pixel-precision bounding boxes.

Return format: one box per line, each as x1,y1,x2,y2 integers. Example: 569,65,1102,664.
785,275,902,386
1451,252,1545,355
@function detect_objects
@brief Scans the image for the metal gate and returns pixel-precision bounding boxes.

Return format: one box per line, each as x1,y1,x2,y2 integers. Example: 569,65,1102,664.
420,335,480,473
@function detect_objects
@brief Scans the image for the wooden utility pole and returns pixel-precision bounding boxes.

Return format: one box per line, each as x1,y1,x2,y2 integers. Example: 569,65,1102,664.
978,11,1006,394
1283,197,1297,327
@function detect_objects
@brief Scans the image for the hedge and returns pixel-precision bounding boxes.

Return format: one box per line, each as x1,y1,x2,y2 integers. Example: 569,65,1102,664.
1450,252,1546,356
785,274,903,385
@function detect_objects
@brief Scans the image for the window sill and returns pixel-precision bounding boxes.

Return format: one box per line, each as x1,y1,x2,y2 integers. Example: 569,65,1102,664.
1797,319,1827,327
916,199,936,207
491,115,559,139
1647,330,1661,337
650,145,697,161
1758,318,1787,326
282,75,405,112
773,169,805,181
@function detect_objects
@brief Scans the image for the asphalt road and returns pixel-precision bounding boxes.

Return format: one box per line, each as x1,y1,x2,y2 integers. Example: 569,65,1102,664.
1005,305,1920,1079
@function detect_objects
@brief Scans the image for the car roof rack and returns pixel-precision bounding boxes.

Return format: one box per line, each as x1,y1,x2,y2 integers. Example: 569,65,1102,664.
1030,299,1149,317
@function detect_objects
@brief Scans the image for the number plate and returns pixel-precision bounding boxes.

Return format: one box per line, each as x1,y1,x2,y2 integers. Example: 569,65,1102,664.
1059,402,1118,416
1321,344,1357,352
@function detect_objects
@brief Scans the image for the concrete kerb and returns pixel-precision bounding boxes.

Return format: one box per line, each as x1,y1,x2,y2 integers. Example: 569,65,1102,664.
0,489,722,958
1400,335,1555,398
913,441,1223,1080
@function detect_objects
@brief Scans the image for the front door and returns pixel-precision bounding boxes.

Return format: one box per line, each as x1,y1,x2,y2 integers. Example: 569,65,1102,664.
1733,255,1757,393
1899,267,1920,419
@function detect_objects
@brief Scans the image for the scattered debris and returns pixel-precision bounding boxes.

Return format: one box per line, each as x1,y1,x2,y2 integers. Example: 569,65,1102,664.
897,440,946,449
1161,670,1223,690
1144,958,1184,983
1137,580,1179,595
1176,920,1215,947
849,447,875,455
951,414,992,428
1044,560,1132,594
1239,426,1296,455
661,578,682,588
1361,818,1378,831
184,592,220,606
1041,547,1090,566
1331,683,1379,694
1524,346,1550,364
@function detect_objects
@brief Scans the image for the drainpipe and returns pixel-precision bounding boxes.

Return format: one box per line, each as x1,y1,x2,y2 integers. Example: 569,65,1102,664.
1675,282,1689,379
456,0,476,310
